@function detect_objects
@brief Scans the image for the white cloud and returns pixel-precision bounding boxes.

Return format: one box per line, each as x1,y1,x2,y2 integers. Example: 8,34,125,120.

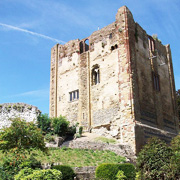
6,89,49,98
0,22,66,44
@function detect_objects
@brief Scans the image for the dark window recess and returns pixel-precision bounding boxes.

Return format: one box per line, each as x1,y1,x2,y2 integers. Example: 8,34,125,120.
111,44,118,51
148,36,155,52
85,39,89,51
80,41,84,54
79,39,89,54
69,90,79,102
109,33,112,39
152,72,160,91
92,66,100,85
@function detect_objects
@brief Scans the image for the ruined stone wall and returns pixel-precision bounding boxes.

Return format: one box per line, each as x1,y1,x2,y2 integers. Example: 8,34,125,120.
49,6,179,153
127,14,179,152
0,103,40,129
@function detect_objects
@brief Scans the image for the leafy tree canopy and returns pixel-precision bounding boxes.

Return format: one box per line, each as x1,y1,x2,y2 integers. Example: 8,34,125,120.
0,118,47,153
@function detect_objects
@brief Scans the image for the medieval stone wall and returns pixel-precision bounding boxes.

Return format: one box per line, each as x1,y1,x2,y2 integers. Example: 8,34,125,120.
49,6,179,153
0,103,40,129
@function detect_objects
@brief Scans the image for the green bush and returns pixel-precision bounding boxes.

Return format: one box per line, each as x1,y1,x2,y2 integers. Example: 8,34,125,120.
136,137,173,180
19,155,41,169
52,165,75,180
14,167,34,180
116,170,126,180
171,133,180,179
67,125,76,136
44,133,55,143
118,163,135,179
37,113,51,134
79,126,83,136
0,118,47,153
52,115,69,136
95,163,135,180
15,168,62,180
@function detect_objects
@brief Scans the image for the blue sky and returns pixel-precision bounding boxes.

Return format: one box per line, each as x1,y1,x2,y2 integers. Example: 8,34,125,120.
0,0,180,114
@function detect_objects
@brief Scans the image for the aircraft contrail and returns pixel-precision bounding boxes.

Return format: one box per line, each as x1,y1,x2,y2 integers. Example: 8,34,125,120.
0,22,66,44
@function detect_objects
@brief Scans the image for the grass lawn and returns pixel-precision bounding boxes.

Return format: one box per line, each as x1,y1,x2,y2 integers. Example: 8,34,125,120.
0,148,126,167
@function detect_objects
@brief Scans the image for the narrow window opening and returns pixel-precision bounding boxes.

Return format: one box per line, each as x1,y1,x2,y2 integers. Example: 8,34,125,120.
109,33,112,39
148,36,155,53
85,39,89,52
77,90,79,99
70,92,72,101
92,65,100,85
152,72,160,91
80,41,84,54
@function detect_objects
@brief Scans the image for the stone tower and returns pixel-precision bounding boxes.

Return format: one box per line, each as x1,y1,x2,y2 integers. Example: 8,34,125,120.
49,6,179,153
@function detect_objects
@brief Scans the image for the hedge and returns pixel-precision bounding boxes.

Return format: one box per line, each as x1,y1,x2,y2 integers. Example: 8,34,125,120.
52,165,75,180
95,163,135,180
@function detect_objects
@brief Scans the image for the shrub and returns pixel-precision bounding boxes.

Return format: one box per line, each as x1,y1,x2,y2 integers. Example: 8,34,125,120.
37,113,51,134
15,168,62,180
136,137,173,180
67,125,76,136
170,133,180,179
14,167,34,180
52,165,75,180
52,115,69,136
79,126,83,136
116,170,126,180
118,163,135,179
0,118,47,153
44,133,55,143
19,155,41,169
95,163,135,180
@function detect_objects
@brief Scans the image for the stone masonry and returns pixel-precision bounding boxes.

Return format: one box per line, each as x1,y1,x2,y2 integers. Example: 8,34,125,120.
0,103,41,129
49,6,179,153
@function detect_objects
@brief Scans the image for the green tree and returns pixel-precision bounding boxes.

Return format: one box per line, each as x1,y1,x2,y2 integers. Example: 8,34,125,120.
52,115,69,136
136,137,173,180
0,118,47,153
37,113,51,134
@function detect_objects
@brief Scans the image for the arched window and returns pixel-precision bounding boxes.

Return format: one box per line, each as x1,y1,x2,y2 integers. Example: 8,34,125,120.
92,65,100,85
85,39,89,52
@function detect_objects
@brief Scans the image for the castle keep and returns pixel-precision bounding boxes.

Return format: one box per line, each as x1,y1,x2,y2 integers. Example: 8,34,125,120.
49,6,179,153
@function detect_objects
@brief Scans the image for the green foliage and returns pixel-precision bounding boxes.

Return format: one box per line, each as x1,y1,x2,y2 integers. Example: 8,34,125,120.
0,150,41,180
171,133,180,179
95,163,135,180
136,137,173,180
118,163,136,179
15,168,62,180
0,152,26,180
66,125,76,136
44,133,55,143
37,113,51,134
52,115,69,136
52,165,75,180
79,126,83,136
14,167,34,180
116,170,126,180
95,163,119,180
19,155,41,169
0,118,47,153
